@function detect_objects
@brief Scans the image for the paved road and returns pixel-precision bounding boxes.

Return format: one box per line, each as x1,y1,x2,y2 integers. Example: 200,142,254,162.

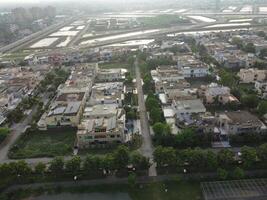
135,58,157,177
5,169,267,193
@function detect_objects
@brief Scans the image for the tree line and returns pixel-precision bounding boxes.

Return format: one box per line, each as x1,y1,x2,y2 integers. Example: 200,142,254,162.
153,144,267,179
0,146,150,191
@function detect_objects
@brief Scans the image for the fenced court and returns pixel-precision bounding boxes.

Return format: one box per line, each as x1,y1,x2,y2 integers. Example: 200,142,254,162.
201,179,267,200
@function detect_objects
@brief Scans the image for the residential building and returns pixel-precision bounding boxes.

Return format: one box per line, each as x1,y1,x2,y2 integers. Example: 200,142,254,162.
150,51,174,60
255,81,267,98
96,68,127,82
198,83,239,104
172,99,206,116
88,82,125,107
237,68,267,83
217,111,265,135
77,104,126,148
177,55,209,77
151,65,184,82
155,79,190,94
42,101,83,128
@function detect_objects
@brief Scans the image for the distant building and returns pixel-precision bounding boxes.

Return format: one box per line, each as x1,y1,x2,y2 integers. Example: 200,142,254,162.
172,99,206,116
198,83,239,104
151,65,184,82
255,81,267,98
177,55,209,78
238,68,267,83
97,68,127,82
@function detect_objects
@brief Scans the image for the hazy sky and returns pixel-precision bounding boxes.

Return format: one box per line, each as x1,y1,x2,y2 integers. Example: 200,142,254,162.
0,0,40,4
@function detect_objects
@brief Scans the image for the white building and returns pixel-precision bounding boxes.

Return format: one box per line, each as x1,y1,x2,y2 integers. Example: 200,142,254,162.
77,104,126,148
97,68,127,82
177,55,209,78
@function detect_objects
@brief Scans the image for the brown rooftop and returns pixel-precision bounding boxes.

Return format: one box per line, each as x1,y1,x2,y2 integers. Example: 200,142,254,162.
56,92,85,102
224,111,262,125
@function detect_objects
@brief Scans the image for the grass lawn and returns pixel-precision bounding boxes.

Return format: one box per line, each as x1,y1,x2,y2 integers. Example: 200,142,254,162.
78,148,115,156
139,15,191,28
8,129,76,159
130,181,203,200
9,180,203,200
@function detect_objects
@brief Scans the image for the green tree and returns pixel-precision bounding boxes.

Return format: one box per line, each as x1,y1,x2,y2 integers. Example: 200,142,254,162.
65,156,81,174
182,148,207,170
240,94,259,109
217,149,235,168
152,122,171,136
175,128,196,148
130,152,150,170
259,48,267,59
243,42,255,53
34,162,46,175
232,167,245,179
257,143,267,164
145,96,159,111
153,146,177,168
150,107,164,124
143,73,154,94
217,168,228,180
126,110,136,120
219,69,237,88
206,150,218,171
231,37,243,48
257,31,266,37
0,127,10,143
101,154,115,171
83,155,101,173
128,172,137,188
257,101,267,116
241,146,257,168
49,157,64,174
113,146,130,170
9,161,31,177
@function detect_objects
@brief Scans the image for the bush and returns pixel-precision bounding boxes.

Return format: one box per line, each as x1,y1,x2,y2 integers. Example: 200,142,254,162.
0,127,10,143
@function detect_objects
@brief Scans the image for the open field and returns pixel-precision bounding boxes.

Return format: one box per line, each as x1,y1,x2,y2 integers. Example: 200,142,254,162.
8,129,76,159
8,181,203,200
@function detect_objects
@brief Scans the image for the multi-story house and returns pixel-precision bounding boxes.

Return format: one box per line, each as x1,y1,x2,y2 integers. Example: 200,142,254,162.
77,104,126,148
238,68,267,83
216,111,265,135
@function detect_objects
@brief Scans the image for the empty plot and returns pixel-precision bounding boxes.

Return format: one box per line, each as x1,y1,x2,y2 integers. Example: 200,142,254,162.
107,39,155,47
50,31,79,37
188,16,216,23
80,29,159,45
205,23,251,28
76,25,85,30
202,179,267,200
56,36,72,47
30,37,59,48
60,26,74,31
229,19,252,23
240,5,252,13
259,7,267,13
174,9,187,13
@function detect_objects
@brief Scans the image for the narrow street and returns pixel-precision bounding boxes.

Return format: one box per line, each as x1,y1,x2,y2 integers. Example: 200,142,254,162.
0,107,37,162
135,58,157,177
